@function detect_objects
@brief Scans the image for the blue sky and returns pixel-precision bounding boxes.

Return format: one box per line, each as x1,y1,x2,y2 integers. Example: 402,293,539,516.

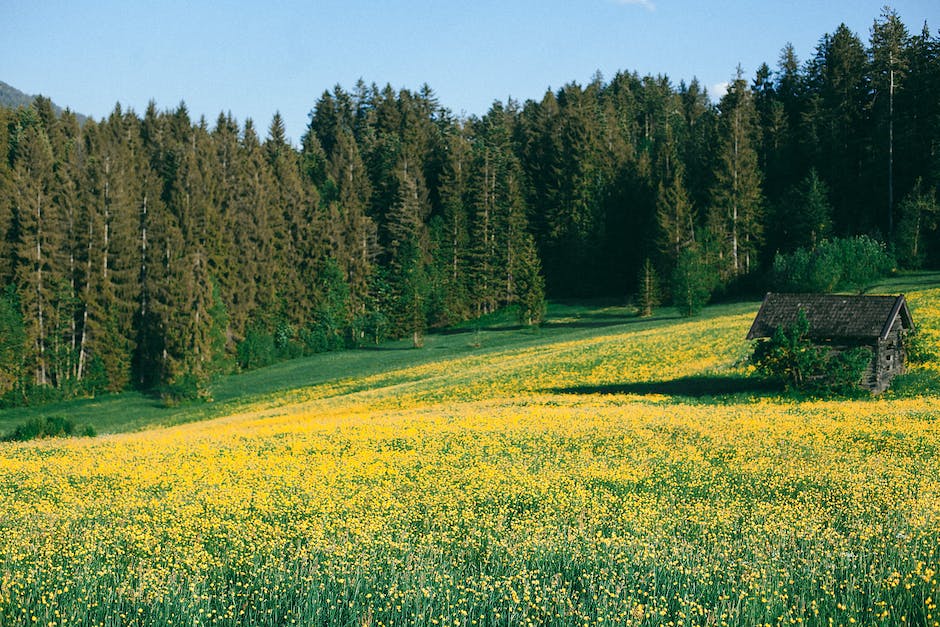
2,0,938,144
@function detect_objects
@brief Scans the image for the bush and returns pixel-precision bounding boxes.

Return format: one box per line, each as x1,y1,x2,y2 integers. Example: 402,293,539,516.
904,326,938,365
352,311,390,347
237,327,276,371
751,310,872,394
772,236,894,293
2,416,97,442
159,371,211,405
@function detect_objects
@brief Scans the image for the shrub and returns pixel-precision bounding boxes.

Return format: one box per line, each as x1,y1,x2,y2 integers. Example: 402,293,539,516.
159,371,211,405
772,236,894,293
2,416,97,442
751,309,872,394
904,326,938,365
237,327,276,371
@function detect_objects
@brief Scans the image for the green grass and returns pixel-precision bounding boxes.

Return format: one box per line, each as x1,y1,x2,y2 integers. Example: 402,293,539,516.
1,269,936,439
0,300,759,437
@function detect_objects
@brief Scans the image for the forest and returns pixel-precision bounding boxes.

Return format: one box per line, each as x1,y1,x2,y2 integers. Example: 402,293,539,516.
0,8,938,404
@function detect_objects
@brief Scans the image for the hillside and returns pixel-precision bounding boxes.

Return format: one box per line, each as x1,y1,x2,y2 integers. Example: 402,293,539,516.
0,79,88,123
0,278,938,625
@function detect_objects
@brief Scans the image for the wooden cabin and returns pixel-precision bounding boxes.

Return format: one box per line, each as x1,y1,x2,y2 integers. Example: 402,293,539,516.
747,293,914,394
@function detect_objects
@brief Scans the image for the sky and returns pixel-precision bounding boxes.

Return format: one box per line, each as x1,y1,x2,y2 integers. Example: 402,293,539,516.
2,0,938,145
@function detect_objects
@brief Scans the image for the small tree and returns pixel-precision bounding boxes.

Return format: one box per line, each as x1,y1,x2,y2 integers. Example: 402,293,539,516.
515,236,546,326
894,181,939,269
635,258,660,317
672,246,716,317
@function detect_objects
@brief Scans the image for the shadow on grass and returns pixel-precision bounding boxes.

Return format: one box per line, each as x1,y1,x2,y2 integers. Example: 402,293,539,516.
551,374,778,399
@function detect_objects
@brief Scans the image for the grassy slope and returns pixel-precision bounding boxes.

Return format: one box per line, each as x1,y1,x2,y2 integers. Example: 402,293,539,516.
0,273,938,626
1,300,760,435
2,270,938,436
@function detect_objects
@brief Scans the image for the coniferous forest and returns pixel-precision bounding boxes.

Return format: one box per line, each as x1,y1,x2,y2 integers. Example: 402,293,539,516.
1,9,938,404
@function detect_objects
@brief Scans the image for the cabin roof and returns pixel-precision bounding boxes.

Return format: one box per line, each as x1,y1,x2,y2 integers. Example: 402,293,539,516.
746,293,913,341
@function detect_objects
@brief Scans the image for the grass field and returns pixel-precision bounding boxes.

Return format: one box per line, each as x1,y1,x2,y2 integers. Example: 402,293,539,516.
1,276,939,626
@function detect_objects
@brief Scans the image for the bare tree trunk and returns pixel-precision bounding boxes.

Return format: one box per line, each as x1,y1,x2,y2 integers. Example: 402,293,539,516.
35,189,47,386
731,112,740,274
888,63,895,237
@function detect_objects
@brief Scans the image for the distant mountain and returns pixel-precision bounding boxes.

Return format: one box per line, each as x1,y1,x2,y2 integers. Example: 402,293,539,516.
0,80,89,125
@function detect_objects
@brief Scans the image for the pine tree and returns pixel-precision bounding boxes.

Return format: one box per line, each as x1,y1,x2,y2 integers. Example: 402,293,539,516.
805,25,870,234
0,285,28,399
672,245,716,317
707,67,764,278
870,7,910,237
431,127,472,323
515,234,545,326
657,163,696,262
635,258,660,317
772,168,832,253
11,117,58,386
0,108,15,287
323,128,377,314
895,180,939,268
266,112,318,329
385,153,430,346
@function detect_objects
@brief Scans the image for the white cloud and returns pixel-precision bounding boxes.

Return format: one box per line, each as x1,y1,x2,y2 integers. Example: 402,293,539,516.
615,0,655,11
710,82,730,100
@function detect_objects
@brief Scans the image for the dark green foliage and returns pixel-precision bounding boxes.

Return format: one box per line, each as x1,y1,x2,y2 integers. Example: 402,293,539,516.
772,236,895,293
312,258,351,351
515,236,546,326
672,246,717,317
895,181,939,269
2,415,96,442
236,325,276,371
889,370,940,397
751,310,872,394
751,311,824,390
0,284,28,398
352,311,390,347
770,169,832,253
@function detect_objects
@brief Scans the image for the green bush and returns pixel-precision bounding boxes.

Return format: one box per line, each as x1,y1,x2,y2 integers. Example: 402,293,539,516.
2,416,97,442
751,310,872,394
237,326,276,371
904,327,938,365
159,371,211,405
772,236,894,293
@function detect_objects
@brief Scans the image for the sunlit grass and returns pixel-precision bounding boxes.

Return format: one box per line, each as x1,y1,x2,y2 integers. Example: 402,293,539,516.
0,282,938,626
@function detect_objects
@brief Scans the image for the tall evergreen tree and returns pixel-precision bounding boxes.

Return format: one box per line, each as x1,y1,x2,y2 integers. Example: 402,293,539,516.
805,25,870,234
870,7,910,237
707,67,765,277
657,162,696,263
385,153,431,345
11,116,58,386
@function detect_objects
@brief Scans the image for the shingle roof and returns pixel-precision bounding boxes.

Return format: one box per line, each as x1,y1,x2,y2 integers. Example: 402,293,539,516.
746,293,913,341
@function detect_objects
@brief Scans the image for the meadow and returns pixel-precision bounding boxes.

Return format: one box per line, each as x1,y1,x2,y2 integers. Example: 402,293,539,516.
0,279,939,626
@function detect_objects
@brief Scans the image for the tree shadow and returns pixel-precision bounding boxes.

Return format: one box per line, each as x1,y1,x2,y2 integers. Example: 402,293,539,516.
551,374,778,399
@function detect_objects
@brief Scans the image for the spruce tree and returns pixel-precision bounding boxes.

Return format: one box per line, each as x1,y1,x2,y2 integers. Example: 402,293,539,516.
707,67,764,278
385,154,430,345
12,118,58,386
870,8,910,237
635,258,660,317
657,163,696,262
